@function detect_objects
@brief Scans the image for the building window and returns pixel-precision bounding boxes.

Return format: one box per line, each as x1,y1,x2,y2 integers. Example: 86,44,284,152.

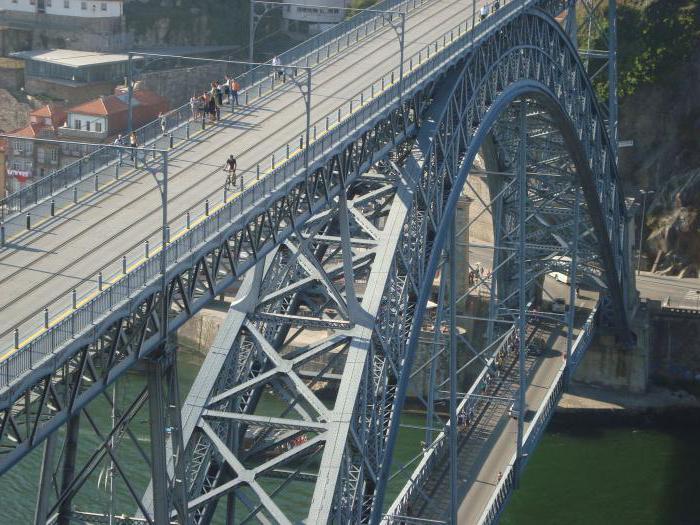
101,2,106,10
86,121,91,131
47,0,52,6
64,0,69,7
13,140,23,153
95,122,102,132
37,148,45,164
74,119,81,130
51,148,59,163
81,1,86,9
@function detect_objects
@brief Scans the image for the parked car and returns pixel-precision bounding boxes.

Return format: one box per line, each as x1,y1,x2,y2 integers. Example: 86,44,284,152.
551,298,566,313
509,400,521,419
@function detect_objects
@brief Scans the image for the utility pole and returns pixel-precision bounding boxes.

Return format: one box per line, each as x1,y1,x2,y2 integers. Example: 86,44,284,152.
636,189,653,275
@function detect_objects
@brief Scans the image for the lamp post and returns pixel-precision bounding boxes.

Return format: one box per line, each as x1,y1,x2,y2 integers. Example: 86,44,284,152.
636,189,654,275
249,1,405,97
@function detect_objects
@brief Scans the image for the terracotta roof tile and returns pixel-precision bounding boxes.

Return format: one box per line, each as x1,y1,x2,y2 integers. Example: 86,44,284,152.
7,123,42,138
69,95,127,116
31,104,66,118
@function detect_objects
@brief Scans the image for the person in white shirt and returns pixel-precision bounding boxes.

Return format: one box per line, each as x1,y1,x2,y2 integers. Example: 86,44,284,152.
480,4,488,21
271,55,284,81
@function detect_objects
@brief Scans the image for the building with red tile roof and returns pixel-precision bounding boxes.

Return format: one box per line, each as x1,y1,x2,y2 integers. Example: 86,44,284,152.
3,89,167,195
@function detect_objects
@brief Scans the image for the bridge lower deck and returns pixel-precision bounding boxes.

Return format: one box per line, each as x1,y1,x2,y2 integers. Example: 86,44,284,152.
400,290,597,524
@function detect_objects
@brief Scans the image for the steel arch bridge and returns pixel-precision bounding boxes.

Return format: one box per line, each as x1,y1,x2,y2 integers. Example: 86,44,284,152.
0,1,635,524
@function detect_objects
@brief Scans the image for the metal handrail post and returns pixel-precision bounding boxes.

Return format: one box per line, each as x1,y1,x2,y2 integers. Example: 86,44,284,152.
127,53,134,134
305,68,312,170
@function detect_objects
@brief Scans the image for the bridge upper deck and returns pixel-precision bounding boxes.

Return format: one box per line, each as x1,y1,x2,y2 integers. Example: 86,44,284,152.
0,0,498,362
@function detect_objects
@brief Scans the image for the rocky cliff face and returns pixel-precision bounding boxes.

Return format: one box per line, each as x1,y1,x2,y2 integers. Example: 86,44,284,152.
614,1,700,276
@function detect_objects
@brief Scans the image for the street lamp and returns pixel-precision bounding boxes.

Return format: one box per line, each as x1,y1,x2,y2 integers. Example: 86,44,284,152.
249,1,405,98
636,189,654,275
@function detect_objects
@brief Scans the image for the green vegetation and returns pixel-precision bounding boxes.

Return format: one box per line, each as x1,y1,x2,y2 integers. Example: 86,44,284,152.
583,0,700,101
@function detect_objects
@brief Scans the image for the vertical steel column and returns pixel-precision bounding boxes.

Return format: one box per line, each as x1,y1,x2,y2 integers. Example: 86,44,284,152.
515,99,527,484
398,13,405,102
486,182,504,345
448,217,458,523
127,53,134,134
249,0,255,65
167,352,188,523
160,151,169,337
566,188,581,366
34,433,56,525
338,193,360,312
57,414,81,525
147,357,169,524
565,0,577,45
608,0,618,160
304,69,312,170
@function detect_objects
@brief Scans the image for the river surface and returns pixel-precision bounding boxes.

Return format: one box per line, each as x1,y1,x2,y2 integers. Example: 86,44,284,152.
0,347,425,523
2,345,698,523
502,414,700,525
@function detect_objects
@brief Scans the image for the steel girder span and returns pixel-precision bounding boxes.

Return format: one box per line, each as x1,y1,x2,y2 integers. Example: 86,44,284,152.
150,8,628,525
0,5,632,525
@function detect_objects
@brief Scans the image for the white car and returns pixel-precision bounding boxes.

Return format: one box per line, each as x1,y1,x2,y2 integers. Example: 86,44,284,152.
551,298,566,314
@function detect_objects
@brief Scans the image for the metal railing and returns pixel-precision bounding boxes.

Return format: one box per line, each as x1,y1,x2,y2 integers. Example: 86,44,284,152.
0,0,430,223
476,303,600,525
0,0,529,388
383,328,517,523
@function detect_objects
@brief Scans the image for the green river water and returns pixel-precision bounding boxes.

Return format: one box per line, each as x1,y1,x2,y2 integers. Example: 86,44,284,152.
1,346,698,524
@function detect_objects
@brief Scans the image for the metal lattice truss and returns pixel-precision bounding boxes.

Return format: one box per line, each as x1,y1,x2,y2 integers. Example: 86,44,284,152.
1,3,632,525
142,8,630,525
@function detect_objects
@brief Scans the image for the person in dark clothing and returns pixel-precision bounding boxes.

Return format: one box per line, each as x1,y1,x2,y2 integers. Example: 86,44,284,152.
208,94,217,122
129,131,138,160
224,155,237,190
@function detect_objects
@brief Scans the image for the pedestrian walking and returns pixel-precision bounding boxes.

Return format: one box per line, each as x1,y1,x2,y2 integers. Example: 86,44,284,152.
497,471,502,482
159,112,167,135
224,155,237,190
190,94,198,120
215,81,223,106
129,131,138,160
230,77,240,106
492,0,500,13
480,4,488,21
223,75,232,99
114,133,125,164
208,93,217,122
272,55,284,81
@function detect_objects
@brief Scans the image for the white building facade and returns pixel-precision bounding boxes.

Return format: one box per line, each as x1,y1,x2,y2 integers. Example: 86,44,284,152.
0,0,123,17
282,0,348,35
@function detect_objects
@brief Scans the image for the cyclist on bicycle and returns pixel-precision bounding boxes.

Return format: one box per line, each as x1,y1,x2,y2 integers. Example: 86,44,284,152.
224,155,237,190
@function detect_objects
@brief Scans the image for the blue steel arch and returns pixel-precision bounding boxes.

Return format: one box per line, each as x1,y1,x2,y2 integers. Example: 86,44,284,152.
370,7,630,519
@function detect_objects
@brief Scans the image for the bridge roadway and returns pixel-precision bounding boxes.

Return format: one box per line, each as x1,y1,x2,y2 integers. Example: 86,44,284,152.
400,281,596,524
0,0,491,357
